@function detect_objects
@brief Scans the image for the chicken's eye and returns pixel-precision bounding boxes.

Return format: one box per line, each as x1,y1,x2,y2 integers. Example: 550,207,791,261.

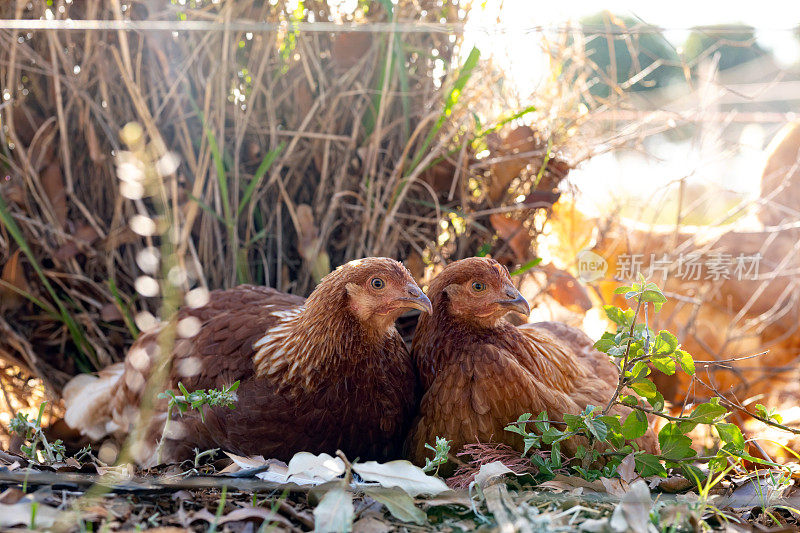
472,281,486,292
371,277,385,290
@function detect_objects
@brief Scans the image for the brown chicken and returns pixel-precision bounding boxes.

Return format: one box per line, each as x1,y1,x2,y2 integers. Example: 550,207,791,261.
408,257,658,472
64,257,431,466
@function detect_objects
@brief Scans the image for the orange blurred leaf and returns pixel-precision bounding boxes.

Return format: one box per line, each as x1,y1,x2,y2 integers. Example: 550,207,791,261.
489,213,531,263
541,263,593,313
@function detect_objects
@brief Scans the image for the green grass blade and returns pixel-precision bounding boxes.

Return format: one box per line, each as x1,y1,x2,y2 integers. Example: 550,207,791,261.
0,279,58,318
188,192,226,224
0,195,97,368
408,46,481,174
510,258,543,276
108,278,139,338
237,142,285,218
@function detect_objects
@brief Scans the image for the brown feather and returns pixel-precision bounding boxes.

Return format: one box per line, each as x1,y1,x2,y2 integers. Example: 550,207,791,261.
65,258,422,465
408,257,658,475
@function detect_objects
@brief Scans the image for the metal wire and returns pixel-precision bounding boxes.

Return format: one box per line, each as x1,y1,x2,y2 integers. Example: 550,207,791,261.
0,19,796,34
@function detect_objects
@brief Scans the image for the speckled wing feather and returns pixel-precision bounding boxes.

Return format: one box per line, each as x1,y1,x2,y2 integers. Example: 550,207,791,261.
109,285,306,463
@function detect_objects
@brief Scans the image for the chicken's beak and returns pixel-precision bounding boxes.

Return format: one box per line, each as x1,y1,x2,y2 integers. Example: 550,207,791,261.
395,284,433,314
497,285,530,317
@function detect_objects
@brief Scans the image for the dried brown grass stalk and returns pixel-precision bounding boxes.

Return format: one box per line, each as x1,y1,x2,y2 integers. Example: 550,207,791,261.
0,0,579,405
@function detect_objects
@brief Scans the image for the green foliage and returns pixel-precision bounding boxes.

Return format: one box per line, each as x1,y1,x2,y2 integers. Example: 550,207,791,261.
422,437,451,475
158,381,240,424
572,11,683,99
683,25,769,72
504,277,788,486
8,402,66,463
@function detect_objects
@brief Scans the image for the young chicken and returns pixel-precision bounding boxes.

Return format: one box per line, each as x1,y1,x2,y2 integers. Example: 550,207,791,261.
64,258,431,465
408,257,658,472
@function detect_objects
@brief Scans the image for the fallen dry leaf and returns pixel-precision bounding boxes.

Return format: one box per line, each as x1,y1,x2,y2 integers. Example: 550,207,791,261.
41,161,67,228
313,482,355,533
352,460,449,497
0,249,30,312
331,32,373,69
489,126,540,202
541,263,593,313
489,213,531,263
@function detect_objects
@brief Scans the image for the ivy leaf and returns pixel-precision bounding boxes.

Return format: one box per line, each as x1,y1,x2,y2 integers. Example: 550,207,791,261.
658,424,697,462
676,349,695,375
621,410,648,440
634,453,667,477
716,423,745,452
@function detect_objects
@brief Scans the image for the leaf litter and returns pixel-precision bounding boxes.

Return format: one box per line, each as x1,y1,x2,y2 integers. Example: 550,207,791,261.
3,447,800,531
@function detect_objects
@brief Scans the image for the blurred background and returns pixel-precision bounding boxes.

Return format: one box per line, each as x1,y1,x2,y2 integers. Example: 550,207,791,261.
1,0,799,456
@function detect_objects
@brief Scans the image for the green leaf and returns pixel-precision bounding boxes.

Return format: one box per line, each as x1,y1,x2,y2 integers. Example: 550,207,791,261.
647,391,665,412
640,289,667,312
678,399,727,432
621,410,648,440
509,257,542,276
715,423,745,451
620,394,638,407
629,379,658,400
651,356,676,376
598,415,622,435
675,349,695,375
408,46,480,173
634,453,667,477
658,424,697,462
653,330,678,356
755,403,783,424
614,286,633,294
603,305,628,326
237,142,285,218
585,418,608,442
626,361,650,379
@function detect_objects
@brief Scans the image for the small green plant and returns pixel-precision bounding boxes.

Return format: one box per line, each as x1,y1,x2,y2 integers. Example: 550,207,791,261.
504,276,787,484
155,381,239,463
8,402,66,463
422,437,452,475
157,380,241,424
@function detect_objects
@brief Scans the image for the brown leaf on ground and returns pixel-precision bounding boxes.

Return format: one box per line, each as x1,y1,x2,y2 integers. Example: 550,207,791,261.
1,249,30,313
41,161,67,228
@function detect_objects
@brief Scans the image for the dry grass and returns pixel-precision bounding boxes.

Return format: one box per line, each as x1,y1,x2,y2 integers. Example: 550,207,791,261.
0,0,581,428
